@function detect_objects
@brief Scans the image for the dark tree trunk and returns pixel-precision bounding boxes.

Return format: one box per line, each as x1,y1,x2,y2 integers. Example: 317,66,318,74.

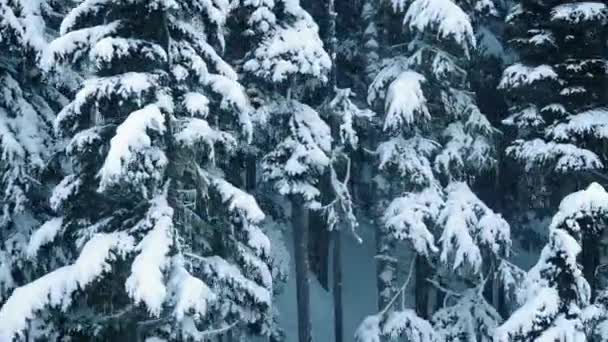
245,153,256,192
415,255,431,319
292,196,313,342
376,227,396,309
582,234,600,299
309,212,330,289
332,229,343,342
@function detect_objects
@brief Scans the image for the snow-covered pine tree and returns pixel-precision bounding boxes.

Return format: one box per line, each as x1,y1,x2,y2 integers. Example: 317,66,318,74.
355,0,511,339
0,0,67,304
0,0,274,340
499,0,608,209
242,2,331,342
495,183,608,341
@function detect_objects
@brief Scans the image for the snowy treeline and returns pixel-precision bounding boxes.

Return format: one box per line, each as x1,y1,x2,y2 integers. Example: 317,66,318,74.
1,0,608,341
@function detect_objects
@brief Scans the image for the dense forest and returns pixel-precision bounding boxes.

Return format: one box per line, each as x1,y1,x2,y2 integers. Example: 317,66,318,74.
1,0,608,341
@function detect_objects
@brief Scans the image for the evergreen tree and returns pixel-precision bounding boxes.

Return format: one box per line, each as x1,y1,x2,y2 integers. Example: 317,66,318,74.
0,0,273,340
499,0,608,209
355,0,511,338
0,0,67,304
242,1,331,341
495,183,608,341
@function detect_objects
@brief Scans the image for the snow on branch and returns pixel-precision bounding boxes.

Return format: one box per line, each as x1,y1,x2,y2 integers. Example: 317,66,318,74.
404,0,476,55
168,256,216,322
174,117,237,160
551,2,607,24
506,139,603,173
355,310,439,342
98,104,168,192
383,187,442,256
243,16,331,83
383,71,430,133
55,72,161,134
211,177,265,223
0,232,134,341
498,64,558,90
26,217,64,258
377,136,438,187
438,182,510,273
125,193,174,317
41,21,120,70
548,108,608,141
550,182,608,235
432,290,502,341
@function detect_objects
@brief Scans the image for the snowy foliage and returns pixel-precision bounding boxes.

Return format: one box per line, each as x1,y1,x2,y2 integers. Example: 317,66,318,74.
355,310,440,342
0,232,135,341
438,182,510,273
495,220,590,341
383,187,442,256
404,0,476,56
506,139,603,173
244,10,331,84
262,100,332,203
432,290,502,342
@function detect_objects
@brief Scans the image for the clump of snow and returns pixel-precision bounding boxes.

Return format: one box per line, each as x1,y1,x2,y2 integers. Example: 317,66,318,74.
550,182,608,233
438,182,510,272
98,104,167,191
50,175,81,211
26,217,63,258
383,71,430,132
551,2,607,24
383,187,442,256
182,92,210,118
0,232,134,341
548,108,608,140
125,194,174,317
244,16,331,83
506,139,603,173
174,118,236,159
168,257,216,321
404,0,476,55
498,64,558,89
212,178,265,223
41,22,120,70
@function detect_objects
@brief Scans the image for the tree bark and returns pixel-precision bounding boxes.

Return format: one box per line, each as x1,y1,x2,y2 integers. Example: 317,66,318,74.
332,229,343,342
245,152,256,192
376,227,397,309
582,234,600,299
309,212,330,289
292,196,313,342
415,255,431,319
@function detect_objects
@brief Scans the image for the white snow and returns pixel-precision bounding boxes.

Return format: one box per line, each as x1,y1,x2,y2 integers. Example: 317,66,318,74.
404,0,476,55
548,108,608,140
183,92,210,118
26,217,63,258
499,64,558,89
551,2,607,23
438,182,510,272
41,21,120,70
50,175,81,211
212,178,265,223
550,182,608,232
0,232,134,341
98,104,167,190
383,187,442,256
383,71,430,132
244,16,331,83
174,117,236,157
506,139,603,173
168,256,216,321
125,194,174,317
